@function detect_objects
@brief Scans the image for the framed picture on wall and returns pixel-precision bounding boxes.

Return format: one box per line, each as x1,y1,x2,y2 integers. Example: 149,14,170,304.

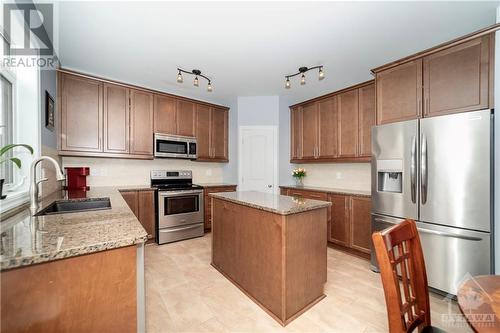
45,91,55,131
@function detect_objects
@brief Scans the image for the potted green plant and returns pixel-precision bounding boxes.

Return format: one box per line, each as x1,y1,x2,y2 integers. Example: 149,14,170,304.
0,144,33,199
292,167,306,186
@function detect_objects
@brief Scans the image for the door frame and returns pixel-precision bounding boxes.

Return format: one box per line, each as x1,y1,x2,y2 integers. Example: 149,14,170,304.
238,125,279,194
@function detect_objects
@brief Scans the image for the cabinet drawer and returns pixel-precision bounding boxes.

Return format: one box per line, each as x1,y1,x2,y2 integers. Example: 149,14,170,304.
287,189,327,201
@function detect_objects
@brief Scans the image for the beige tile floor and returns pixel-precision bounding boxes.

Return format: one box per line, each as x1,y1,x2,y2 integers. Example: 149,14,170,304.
145,234,472,333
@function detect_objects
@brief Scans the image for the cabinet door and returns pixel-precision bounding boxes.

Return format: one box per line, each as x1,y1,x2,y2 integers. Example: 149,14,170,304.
290,107,302,160
318,97,338,159
176,99,196,137
103,83,129,154
130,90,154,155
154,94,177,135
121,191,138,217
376,59,423,124
423,35,491,117
60,73,103,152
349,196,372,254
301,102,318,159
329,195,349,246
211,108,228,160
358,84,375,157
138,190,155,240
195,104,211,160
337,89,359,158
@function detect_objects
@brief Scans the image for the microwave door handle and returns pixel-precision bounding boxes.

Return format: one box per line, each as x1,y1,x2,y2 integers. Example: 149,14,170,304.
410,135,416,204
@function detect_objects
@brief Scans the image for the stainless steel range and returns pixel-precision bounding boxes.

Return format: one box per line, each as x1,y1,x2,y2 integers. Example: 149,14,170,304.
151,170,204,244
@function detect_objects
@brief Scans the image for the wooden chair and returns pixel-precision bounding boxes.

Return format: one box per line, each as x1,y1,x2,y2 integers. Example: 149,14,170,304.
372,219,445,333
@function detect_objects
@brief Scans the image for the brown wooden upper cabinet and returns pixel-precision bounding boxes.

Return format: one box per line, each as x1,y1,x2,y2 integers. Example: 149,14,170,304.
375,34,493,124
60,73,103,152
337,89,359,158
195,106,229,162
130,89,154,155
58,70,230,161
176,100,196,137
358,84,376,157
103,83,129,154
289,81,375,163
153,94,177,135
423,35,491,117
290,106,302,160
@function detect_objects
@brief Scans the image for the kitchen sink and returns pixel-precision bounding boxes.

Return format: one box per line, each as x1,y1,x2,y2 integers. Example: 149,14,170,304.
35,198,111,216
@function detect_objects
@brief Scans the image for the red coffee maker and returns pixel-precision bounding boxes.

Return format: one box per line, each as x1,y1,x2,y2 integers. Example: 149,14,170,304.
64,167,90,198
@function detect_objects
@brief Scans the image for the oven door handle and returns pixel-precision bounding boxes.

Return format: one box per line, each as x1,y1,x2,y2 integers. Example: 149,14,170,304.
159,224,202,233
159,190,203,197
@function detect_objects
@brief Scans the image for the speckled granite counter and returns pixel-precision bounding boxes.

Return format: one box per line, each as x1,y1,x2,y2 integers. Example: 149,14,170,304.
0,186,148,271
280,185,371,197
209,191,331,216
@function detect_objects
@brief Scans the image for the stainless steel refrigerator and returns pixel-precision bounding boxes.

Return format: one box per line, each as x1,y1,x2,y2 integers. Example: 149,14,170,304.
370,109,494,296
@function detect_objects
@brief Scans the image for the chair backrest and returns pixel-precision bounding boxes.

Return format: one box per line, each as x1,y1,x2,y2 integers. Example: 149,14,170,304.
372,219,431,333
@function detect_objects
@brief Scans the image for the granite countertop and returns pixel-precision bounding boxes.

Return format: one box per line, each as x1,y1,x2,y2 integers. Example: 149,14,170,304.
198,183,237,188
209,191,331,216
280,185,371,197
0,186,148,271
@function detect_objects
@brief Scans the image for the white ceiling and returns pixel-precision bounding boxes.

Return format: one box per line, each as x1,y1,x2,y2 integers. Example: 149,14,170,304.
58,1,498,106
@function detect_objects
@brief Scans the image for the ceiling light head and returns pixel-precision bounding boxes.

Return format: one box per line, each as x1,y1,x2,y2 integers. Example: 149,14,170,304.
193,76,199,87
176,70,183,83
207,82,213,92
318,67,325,80
285,77,291,89
300,74,306,85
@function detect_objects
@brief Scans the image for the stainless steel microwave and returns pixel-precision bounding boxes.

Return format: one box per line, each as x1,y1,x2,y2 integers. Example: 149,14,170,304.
154,133,197,159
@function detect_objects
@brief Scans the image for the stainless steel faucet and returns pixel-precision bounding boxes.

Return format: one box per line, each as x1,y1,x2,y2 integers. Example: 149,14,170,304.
29,156,66,214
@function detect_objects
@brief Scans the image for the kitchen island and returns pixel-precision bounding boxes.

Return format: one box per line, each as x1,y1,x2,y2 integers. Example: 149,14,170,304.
210,191,331,326
0,186,148,333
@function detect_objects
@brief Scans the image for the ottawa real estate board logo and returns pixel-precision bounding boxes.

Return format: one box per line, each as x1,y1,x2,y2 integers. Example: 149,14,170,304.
2,3,57,69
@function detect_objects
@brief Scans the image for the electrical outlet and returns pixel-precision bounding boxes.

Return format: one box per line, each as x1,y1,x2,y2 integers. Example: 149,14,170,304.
90,168,100,176
205,169,212,176
336,172,343,180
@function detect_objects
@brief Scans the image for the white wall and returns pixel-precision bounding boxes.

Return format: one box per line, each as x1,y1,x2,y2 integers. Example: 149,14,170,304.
62,157,225,186
494,6,500,274
237,96,279,126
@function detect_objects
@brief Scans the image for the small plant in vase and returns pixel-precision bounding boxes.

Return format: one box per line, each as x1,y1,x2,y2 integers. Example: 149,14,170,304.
0,144,34,199
292,168,306,187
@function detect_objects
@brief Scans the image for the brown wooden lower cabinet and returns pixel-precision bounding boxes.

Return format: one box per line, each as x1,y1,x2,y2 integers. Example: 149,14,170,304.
281,187,372,257
1,246,137,333
121,189,155,241
203,185,237,230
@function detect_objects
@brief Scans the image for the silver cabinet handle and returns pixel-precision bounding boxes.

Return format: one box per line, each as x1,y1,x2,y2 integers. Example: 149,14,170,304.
410,135,416,204
420,133,427,205
416,227,482,241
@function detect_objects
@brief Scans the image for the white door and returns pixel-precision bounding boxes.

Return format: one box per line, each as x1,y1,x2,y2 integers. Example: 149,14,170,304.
239,126,277,193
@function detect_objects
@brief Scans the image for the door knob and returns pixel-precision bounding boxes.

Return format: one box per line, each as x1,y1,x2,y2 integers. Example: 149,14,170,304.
267,185,273,188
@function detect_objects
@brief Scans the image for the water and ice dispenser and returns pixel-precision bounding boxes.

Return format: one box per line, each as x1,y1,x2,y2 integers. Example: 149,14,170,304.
376,160,403,193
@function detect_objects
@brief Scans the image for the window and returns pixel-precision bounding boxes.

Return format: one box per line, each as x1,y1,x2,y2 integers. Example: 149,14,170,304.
0,74,14,185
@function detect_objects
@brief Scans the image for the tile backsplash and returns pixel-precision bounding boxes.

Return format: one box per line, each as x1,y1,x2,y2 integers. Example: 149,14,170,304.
62,157,226,187
295,163,371,191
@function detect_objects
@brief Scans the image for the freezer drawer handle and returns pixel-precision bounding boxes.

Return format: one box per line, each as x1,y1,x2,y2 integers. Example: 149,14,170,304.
159,225,202,233
416,227,482,241
410,135,417,204
420,133,428,205
374,217,483,241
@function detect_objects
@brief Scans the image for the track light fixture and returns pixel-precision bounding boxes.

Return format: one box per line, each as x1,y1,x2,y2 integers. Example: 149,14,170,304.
176,68,213,92
284,65,324,89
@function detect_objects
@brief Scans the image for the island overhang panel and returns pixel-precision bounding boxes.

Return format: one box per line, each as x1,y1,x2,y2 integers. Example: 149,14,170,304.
210,191,330,326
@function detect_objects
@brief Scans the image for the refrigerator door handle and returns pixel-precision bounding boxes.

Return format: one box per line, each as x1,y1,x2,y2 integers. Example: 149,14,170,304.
410,135,417,204
416,227,483,241
420,133,428,204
